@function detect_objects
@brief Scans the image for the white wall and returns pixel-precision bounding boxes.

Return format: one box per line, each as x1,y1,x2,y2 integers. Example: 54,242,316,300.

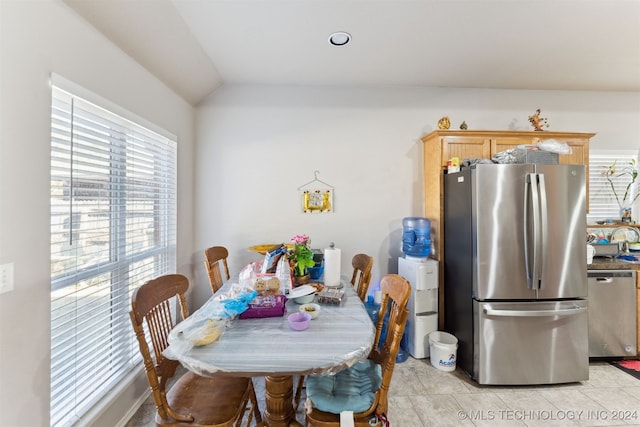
193,84,640,307
0,1,195,425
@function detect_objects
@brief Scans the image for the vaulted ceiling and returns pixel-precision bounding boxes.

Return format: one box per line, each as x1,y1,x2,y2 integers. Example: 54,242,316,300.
64,0,640,106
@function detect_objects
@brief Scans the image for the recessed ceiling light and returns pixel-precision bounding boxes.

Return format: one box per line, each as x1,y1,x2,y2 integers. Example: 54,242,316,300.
328,32,351,46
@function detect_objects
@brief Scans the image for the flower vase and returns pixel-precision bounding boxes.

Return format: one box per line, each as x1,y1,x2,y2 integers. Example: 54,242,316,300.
293,273,310,286
621,206,632,223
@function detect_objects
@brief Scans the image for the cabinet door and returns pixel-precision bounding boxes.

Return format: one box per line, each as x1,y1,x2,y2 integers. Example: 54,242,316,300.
491,136,533,155
533,137,590,210
527,136,588,165
559,139,589,166
441,136,491,166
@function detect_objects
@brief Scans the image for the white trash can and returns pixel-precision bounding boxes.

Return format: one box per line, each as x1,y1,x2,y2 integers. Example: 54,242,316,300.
428,331,458,372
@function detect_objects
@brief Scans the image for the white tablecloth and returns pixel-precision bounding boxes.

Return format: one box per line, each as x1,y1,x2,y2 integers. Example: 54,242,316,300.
165,280,375,378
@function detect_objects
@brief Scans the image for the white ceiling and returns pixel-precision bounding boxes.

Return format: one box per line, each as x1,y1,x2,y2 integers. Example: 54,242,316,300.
64,0,640,106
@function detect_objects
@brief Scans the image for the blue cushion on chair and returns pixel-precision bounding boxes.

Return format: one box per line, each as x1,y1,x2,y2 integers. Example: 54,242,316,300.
305,359,382,414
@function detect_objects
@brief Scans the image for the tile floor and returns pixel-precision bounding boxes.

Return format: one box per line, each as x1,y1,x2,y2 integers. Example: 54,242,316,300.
125,359,640,427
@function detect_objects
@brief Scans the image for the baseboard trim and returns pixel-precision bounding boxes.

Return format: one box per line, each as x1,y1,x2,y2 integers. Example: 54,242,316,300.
74,367,150,427
114,387,151,427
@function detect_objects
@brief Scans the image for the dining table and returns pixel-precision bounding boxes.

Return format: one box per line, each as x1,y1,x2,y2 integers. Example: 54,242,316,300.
164,277,375,427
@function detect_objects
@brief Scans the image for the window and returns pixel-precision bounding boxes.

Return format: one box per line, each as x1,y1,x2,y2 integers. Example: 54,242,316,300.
588,150,638,223
50,77,177,426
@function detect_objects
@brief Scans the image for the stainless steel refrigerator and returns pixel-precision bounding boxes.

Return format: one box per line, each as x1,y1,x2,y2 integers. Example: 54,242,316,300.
444,164,588,385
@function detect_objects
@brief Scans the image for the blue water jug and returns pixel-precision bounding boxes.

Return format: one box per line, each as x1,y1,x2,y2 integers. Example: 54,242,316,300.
365,295,379,325
402,217,431,257
373,304,410,364
396,334,409,363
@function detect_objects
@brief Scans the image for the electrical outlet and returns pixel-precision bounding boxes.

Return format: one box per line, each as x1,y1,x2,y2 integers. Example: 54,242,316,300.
0,263,14,294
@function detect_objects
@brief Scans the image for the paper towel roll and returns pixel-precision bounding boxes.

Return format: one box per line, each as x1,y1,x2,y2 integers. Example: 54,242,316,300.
324,243,341,287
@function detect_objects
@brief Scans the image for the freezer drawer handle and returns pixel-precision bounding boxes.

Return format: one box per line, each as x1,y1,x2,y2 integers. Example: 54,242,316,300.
483,306,587,317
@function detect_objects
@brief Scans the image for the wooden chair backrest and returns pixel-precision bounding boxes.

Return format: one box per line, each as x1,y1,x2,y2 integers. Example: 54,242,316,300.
204,246,230,293
130,274,189,420
350,253,374,302
369,274,410,416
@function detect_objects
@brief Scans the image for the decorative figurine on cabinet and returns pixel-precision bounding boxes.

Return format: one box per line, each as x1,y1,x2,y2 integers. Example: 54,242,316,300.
528,109,549,131
437,116,451,130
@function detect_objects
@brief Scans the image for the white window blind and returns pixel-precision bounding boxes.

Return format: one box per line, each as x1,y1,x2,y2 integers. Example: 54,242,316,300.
50,82,177,427
588,151,638,223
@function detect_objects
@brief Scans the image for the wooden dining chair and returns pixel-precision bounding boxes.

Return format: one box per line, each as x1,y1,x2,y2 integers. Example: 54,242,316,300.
305,274,411,427
351,253,374,302
293,253,375,410
129,274,262,427
204,246,231,293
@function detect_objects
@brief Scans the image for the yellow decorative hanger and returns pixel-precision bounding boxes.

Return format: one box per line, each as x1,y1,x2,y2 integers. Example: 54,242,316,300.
297,171,334,213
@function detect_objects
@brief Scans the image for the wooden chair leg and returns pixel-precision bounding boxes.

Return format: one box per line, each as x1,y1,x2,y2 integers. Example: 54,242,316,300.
294,375,305,411
249,380,263,425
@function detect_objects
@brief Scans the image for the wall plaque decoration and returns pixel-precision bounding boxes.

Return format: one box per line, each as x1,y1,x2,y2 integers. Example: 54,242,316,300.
297,171,334,213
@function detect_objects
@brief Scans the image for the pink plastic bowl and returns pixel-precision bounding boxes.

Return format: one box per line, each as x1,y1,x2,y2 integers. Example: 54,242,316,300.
288,312,311,331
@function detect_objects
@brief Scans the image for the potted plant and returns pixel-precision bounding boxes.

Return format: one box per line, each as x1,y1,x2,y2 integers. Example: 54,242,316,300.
288,234,315,285
604,159,639,223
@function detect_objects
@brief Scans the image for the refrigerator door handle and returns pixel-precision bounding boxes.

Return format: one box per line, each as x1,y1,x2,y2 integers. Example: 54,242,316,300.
537,173,548,289
524,174,531,287
524,173,542,290
483,306,587,317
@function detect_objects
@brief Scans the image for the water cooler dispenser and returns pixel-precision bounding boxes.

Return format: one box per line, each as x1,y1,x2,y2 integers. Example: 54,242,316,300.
398,217,439,359
399,257,438,358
